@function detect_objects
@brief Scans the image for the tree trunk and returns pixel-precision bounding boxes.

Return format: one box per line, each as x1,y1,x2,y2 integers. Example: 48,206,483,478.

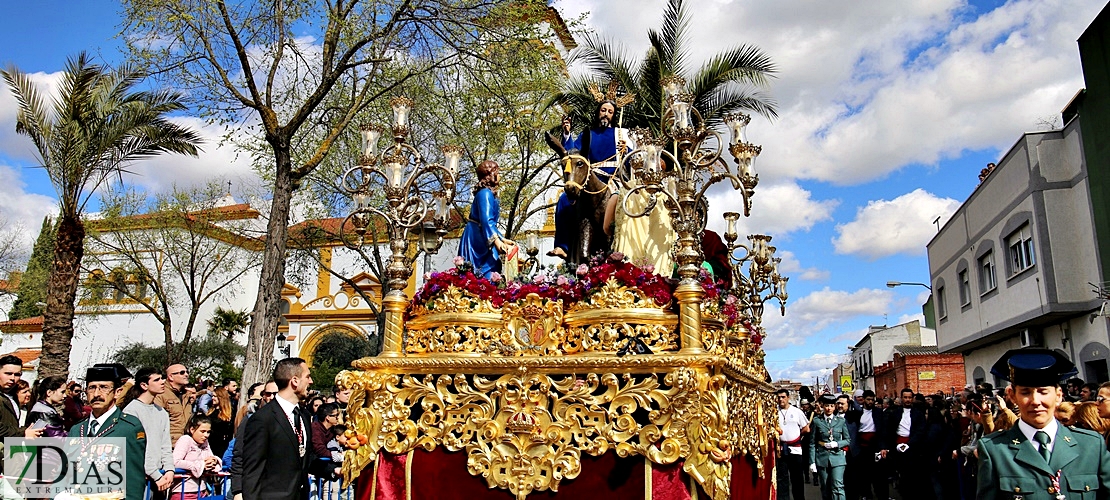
241,144,295,387
39,214,85,379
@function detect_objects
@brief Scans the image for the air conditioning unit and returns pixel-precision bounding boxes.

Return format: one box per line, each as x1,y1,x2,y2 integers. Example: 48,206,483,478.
1019,328,1044,348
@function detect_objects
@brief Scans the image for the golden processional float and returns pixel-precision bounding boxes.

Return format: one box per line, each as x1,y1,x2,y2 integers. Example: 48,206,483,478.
333,79,789,500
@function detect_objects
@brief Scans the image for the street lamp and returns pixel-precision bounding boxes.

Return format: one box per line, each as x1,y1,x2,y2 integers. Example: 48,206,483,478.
886,281,932,291
339,96,459,357
275,332,291,359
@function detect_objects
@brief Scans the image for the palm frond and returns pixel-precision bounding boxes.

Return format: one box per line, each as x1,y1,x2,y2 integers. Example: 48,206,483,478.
695,86,779,127
646,0,690,78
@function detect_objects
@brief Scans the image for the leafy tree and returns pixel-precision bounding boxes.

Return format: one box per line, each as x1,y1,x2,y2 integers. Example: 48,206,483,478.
2,53,203,378
112,332,245,383
207,306,251,339
549,0,777,135
308,331,372,390
83,182,261,364
283,6,578,352
123,0,559,386
8,216,55,319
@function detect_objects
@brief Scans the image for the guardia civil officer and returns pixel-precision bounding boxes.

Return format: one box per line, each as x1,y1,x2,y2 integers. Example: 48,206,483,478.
809,393,849,500
976,348,1110,499
67,364,147,500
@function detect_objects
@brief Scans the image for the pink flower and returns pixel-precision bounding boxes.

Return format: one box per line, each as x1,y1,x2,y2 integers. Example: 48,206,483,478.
643,264,654,274
533,273,547,284
490,272,502,283
725,295,737,305
453,256,465,267
576,264,589,276
557,275,569,286
609,252,625,261
424,272,432,281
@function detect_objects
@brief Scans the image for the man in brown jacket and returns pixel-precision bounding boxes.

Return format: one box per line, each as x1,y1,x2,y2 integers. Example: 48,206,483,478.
152,363,192,441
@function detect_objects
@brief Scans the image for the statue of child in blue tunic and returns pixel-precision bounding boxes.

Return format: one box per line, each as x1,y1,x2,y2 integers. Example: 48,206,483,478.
458,160,515,279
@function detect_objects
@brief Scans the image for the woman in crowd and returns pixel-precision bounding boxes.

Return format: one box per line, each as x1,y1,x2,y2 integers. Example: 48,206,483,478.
206,387,234,457
9,379,32,426
1056,400,1077,425
1071,401,1110,448
26,376,67,436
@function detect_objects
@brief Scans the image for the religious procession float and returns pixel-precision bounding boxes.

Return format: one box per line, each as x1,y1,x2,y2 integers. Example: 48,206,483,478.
332,76,788,500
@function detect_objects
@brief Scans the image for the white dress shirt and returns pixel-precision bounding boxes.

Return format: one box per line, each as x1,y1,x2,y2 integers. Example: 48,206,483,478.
1017,418,1058,455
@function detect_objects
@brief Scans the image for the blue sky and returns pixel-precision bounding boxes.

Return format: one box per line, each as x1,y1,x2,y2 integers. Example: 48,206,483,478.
0,0,1105,383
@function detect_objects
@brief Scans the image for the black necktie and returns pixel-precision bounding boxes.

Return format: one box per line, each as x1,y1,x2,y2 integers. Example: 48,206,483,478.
90,420,99,435
293,409,303,444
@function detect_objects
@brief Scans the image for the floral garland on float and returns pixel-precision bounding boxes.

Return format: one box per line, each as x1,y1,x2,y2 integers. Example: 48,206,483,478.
406,251,765,358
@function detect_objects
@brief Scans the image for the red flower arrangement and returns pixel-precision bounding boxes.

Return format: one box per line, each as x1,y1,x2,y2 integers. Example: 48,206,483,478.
414,252,678,311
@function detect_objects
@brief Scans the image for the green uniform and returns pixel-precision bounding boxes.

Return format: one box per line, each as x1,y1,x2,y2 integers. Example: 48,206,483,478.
977,424,1110,499
67,406,148,500
808,413,849,500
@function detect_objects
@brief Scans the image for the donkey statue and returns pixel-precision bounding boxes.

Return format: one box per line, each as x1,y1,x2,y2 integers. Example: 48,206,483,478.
545,131,613,265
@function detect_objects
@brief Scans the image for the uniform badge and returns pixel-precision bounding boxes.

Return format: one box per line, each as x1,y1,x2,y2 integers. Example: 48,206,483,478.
1012,439,1021,445
136,431,145,440
1063,436,1071,443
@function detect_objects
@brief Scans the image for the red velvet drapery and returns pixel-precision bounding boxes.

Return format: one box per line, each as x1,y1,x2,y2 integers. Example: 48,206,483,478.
356,448,775,500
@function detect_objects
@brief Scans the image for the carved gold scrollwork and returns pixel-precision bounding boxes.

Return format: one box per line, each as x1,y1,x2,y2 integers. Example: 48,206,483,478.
336,364,775,500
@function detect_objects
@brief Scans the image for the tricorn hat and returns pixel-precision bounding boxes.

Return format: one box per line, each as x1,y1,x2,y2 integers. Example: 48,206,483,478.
93,363,132,381
818,393,838,405
990,348,1077,387
86,366,120,385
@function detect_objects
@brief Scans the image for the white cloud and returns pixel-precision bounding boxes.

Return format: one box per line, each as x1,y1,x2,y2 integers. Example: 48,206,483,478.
552,0,1101,185
705,182,837,238
776,250,830,282
0,71,261,196
0,165,58,254
832,189,959,260
761,286,894,350
769,352,847,383
120,116,260,193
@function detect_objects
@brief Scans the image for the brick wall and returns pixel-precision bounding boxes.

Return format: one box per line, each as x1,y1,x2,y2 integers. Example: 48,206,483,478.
872,352,966,399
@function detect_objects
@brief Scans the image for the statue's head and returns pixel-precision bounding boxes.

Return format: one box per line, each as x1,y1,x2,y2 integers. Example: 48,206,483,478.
475,160,500,193
595,100,616,129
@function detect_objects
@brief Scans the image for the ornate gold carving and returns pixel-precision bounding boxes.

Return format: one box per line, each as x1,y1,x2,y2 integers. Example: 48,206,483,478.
337,362,775,500
405,284,680,355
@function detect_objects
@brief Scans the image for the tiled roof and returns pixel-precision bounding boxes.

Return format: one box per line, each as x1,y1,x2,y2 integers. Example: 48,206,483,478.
0,316,43,333
9,348,40,369
893,344,939,356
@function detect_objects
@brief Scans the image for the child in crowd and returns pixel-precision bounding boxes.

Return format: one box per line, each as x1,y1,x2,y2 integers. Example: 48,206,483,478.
172,414,223,500
328,424,347,463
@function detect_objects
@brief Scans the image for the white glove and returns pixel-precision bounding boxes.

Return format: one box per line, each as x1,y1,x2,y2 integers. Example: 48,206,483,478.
896,443,909,453
809,463,817,474
824,441,838,449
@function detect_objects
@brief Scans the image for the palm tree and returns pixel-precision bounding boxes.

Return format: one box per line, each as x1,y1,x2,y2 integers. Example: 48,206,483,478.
2,53,203,378
206,307,251,339
550,0,777,135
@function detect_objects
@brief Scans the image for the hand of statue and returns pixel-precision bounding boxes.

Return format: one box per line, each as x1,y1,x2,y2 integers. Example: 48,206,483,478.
496,239,515,253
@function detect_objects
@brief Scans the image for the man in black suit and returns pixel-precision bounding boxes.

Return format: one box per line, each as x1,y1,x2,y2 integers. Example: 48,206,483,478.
242,358,335,500
0,355,42,445
843,390,887,500
882,388,928,500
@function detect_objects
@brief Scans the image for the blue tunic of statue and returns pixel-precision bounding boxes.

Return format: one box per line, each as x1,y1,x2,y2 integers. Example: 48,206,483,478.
458,187,504,279
554,126,619,253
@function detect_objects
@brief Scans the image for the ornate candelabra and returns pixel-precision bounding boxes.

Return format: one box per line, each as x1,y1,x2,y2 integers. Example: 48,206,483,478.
339,96,460,357
622,76,764,352
721,212,789,328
